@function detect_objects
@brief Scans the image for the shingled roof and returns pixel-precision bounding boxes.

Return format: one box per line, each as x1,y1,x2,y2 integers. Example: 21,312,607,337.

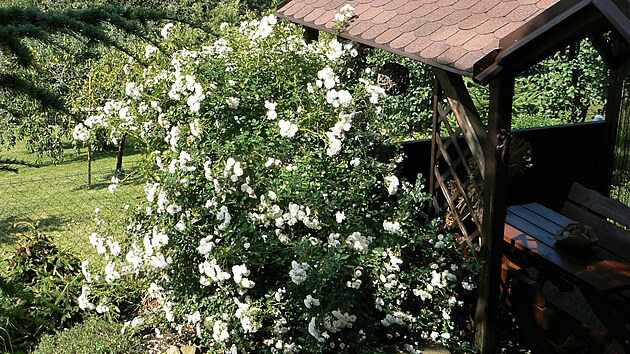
276,0,558,75
276,0,629,80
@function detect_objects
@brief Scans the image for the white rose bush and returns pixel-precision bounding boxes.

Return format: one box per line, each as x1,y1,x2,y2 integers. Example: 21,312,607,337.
77,13,478,353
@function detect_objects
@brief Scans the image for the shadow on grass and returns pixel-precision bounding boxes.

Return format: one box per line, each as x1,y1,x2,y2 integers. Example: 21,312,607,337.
0,215,73,246
23,137,145,169
69,169,146,192
38,148,143,168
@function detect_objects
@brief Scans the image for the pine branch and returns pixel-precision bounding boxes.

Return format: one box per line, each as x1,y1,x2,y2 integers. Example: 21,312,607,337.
0,5,172,112
0,5,169,68
0,72,65,110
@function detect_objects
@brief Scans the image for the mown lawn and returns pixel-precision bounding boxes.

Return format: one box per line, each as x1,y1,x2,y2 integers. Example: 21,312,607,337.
0,141,145,261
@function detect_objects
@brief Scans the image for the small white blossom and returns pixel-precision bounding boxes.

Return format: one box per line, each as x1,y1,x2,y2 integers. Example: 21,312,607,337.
161,22,174,39
145,44,158,58
264,100,277,111
384,175,399,195
278,119,298,138
89,233,107,255
108,176,119,194
78,285,95,310
104,262,120,283
233,264,255,289
96,298,110,314
81,260,92,283
212,319,230,342
308,317,326,342
462,281,476,291
328,233,341,248
326,137,342,156
289,261,309,285
226,96,240,109
346,232,372,253
190,119,201,138
304,295,321,309
337,90,353,107
72,123,90,142
383,220,401,234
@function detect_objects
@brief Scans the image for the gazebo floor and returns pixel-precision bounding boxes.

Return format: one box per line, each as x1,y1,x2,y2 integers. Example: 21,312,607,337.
501,268,624,353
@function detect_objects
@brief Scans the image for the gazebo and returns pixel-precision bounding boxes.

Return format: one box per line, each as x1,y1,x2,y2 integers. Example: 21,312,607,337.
276,0,630,352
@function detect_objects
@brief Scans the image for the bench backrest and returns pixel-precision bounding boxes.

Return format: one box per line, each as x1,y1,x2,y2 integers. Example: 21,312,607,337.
561,183,630,241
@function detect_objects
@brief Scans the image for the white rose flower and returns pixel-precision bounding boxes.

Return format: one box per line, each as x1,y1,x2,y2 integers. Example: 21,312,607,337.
384,175,399,195
226,96,240,109
72,123,90,142
289,261,309,285
383,220,401,234
278,119,298,138
161,23,174,39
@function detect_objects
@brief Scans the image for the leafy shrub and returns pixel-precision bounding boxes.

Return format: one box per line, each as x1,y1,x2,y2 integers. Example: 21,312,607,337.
366,50,435,140
76,12,478,353
466,38,607,129
0,231,84,353
33,316,141,354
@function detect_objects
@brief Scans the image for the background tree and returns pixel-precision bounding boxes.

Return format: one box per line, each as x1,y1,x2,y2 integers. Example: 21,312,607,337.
0,0,277,172
0,5,172,160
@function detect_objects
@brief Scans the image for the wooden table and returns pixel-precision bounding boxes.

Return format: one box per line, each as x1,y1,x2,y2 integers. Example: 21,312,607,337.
504,203,630,348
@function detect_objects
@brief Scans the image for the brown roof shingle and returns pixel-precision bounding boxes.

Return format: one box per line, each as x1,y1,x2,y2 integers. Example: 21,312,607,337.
277,0,561,75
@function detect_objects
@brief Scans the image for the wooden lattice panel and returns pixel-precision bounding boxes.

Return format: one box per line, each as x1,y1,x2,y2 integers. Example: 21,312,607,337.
430,75,485,250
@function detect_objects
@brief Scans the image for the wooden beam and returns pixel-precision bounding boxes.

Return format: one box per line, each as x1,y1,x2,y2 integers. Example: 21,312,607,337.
474,74,514,353
590,33,616,67
434,68,487,178
591,30,630,69
593,0,630,45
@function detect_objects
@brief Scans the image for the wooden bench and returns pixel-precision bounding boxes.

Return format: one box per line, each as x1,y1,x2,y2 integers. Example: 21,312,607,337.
503,183,630,352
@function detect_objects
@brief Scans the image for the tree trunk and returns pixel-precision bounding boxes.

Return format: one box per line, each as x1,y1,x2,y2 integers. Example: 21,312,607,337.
115,134,126,175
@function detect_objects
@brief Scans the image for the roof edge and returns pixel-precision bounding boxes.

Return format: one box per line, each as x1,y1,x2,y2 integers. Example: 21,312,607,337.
275,0,292,11
473,0,602,84
275,12,471,77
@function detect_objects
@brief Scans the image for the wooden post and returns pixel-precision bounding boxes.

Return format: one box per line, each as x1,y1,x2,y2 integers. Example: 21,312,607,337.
475,74,514,353
87,144,92,189
87,63,93,189
602,44,629,197
116,134,126,175
429,77,440,213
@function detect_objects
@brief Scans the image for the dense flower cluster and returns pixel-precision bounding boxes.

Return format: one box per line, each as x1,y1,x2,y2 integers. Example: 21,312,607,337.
77,10,477,353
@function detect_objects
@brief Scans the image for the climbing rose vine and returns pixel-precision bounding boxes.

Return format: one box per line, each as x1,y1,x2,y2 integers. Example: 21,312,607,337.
77,12,477,353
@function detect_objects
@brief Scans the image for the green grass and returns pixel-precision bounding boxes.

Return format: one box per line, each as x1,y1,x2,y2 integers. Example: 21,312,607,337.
0,141,145,261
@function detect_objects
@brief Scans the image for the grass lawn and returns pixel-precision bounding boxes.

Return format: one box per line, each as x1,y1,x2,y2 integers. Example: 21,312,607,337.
0,141,145,261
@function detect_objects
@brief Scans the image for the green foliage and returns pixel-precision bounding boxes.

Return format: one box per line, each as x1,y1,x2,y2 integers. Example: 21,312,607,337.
0,4,172,159
33,315,142,354
520,39,607,123
0,0,274,160
467,38,607,129
366,50,435,140
0,5,166,76
0,231,84,353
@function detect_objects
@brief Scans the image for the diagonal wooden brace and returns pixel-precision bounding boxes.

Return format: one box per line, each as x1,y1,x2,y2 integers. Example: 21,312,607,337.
434,68,487,179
